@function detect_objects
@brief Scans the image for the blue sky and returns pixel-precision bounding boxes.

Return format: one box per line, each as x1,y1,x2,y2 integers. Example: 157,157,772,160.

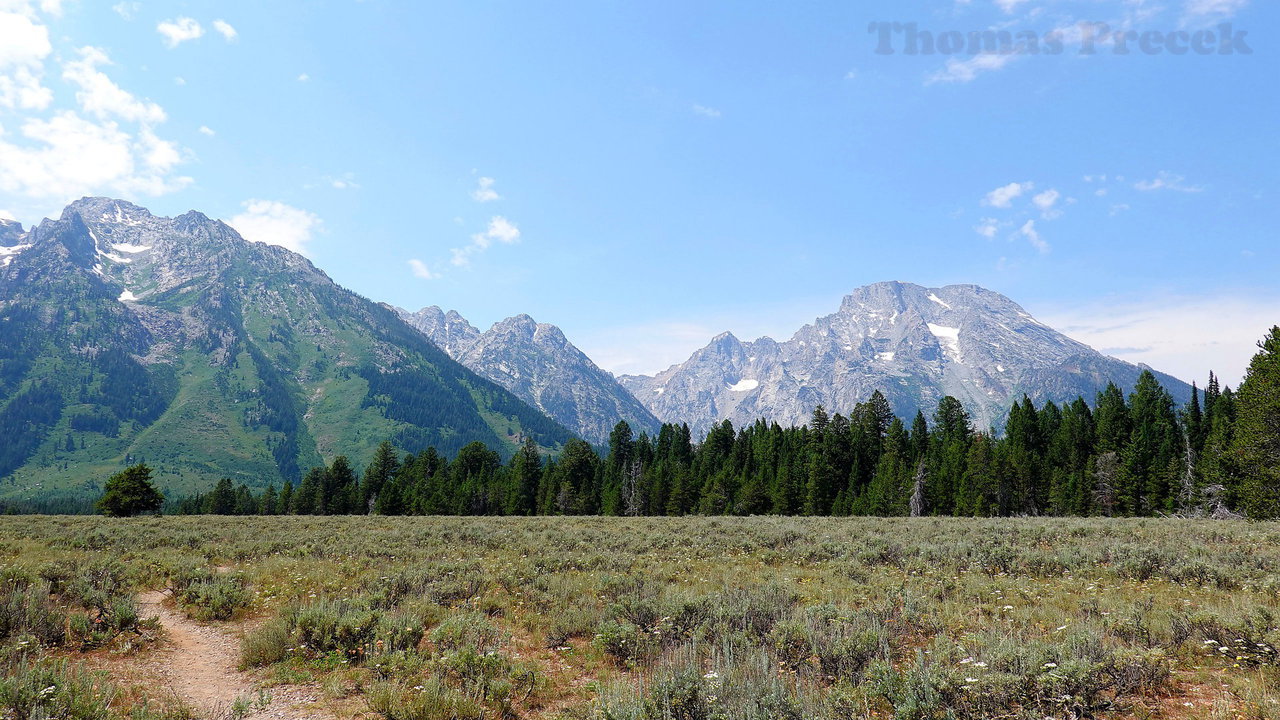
0,0,1275,384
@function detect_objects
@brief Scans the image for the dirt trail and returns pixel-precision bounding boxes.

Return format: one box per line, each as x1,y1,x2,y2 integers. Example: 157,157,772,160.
137,591,335,720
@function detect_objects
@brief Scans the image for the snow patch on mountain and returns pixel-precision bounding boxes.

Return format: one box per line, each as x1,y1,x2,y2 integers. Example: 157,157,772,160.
112,243,152,254
927,323,962,363
728,378,759,392
0,244,32,266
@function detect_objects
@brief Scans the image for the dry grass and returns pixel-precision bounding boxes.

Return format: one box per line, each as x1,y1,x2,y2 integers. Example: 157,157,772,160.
1,515,1279,719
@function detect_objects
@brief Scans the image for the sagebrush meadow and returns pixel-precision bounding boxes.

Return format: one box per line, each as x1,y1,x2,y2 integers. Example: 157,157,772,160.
3,515,1280,719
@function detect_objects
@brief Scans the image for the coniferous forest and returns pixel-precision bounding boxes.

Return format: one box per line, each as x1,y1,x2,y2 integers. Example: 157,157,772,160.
171,327,1280,521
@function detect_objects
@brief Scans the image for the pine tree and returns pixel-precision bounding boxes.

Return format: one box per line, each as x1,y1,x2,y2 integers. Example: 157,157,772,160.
278,480,294,514
603,421,635,516
260,485,278,515
508,437,542,515
208,478,236,515
361,441,400,514
96,464,164,517
1121,371,1180,515
1232,327,1280,519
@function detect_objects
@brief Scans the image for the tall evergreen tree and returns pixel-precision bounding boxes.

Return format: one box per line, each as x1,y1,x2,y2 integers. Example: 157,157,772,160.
1232,327,1280,519
361,441,400,514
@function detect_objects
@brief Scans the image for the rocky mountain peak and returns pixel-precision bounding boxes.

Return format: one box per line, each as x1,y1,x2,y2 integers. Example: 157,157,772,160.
0,219,24,246
400,307,660,443
621,281,1191,436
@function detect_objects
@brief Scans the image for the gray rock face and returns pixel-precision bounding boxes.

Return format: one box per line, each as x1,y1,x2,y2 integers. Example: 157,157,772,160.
619,281,1192,437
0,219,23,247
401,308,660,443
399,306,482,358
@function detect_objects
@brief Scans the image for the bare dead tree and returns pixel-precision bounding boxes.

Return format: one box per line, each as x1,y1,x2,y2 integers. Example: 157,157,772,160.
1093,452,1120,518
909,461,927,518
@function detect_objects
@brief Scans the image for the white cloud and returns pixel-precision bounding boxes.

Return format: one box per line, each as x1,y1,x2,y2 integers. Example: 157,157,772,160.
1110,203,1131,216
198,125,215,136
297,73,310,82
157,17,203,48
692,104,721,118
1032,189,1060,211
228,200,322,255
484,216,520,244
1182,0,1249,26
112,2,140,20
330,174,358,190
1037,293,1279,386
450,216,522,267
983,181,1033,208
1032,188,1063,219
0,9,53,111
1135,171,1204,193
63,47,167,124
471,176,500,202
0,3,193,218
0,111,193,201
408,259,439,280
1019,219,1050,253
212,19,237,42
995,0,1032,12
927,52,1020,85
974,217,1000,239
0,209,16,222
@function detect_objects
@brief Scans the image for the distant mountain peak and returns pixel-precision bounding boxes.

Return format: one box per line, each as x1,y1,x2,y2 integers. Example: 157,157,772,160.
0,198,574,501
621,281,1191,435
401,307,660,442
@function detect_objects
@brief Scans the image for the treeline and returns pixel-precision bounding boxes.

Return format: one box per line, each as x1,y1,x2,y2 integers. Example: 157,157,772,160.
174,328,1280,520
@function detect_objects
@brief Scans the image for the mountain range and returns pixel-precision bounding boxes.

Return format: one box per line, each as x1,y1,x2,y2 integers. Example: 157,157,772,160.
397,307,660,444
0,198,1196,503
619,281,1192,436
0,198,572,504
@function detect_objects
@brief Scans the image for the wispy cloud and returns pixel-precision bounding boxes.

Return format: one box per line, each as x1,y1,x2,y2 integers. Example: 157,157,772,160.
112,2,139,20
692,104,722,118
63,46,167,124
983,181,1034,208
1182,0,1250,27
1020,219,1050,253
1135,171,1204,193
229,200,322,255
927,52,1021,85
450,216,522,267
212,19,238,42
1032,188,1062,219
408,259,439,280
1037,291,1279,385
157,17,204,48
471,176,500,203
974,217,1000,239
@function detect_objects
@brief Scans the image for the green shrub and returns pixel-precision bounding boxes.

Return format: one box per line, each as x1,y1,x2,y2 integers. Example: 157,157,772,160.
176,576,251,621
0,657,117,720
365,679,485,720
240,600,424,667
0,579,66,646
429,611,503,653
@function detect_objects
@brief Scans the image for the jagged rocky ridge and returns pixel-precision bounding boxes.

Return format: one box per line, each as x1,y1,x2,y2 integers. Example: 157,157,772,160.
619,281,1193,437
399,307,660,444
0,198,573,501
